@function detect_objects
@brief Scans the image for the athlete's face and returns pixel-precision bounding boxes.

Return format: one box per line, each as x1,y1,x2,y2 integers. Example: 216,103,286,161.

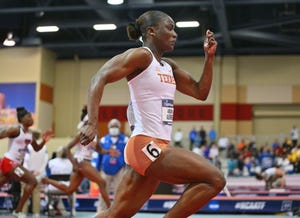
21,113,34,127
154,16,177,52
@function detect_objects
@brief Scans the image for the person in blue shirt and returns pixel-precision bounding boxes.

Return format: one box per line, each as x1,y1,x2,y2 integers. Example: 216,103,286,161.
208,125,217,145
97,118,128,213
258,145,274,171
188,126,198,150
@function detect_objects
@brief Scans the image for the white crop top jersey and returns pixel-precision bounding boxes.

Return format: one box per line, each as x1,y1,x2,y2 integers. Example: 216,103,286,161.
5,125,32,164
74,136,97,161
128,47,176,141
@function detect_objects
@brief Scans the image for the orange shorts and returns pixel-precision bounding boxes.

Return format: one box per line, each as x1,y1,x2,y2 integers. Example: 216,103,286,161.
0,157,18,175
124,135,169,176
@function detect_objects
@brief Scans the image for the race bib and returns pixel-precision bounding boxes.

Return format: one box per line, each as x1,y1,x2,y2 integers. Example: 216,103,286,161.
161,99,173,125
14,167,25,178
142,141,161,162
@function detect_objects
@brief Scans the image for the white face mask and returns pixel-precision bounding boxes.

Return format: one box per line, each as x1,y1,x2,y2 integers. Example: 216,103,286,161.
109,127,120,136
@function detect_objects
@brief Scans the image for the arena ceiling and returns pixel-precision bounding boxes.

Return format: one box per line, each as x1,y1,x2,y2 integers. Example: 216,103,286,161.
0,0,300,59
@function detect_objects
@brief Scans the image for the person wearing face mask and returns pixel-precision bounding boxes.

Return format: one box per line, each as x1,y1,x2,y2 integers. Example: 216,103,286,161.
96,118,128,213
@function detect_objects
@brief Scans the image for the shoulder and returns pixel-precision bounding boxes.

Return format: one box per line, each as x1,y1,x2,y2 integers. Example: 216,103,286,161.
5,125,21,138
121,47,152,64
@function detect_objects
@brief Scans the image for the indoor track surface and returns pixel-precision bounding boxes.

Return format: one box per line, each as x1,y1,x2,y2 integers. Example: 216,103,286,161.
0,211,295,218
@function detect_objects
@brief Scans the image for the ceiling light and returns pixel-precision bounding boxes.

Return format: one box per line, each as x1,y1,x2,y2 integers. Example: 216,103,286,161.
36,25,59,33
93,24,117,30
3,32,16,47
176,21,200,28
107,0,124,5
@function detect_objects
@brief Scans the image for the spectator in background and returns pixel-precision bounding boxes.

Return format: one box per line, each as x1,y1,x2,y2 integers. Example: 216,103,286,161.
199,126,207,146
208,126,217,145
237,138,246,153
218,135,230,158
275,153,294,174
188,126,198,150
97,118,128,213
209,143,221,170
208,143,219,162
22,131,48,218
227,153,238,176
258,145,274,172
46,146,73,216
293,145,300,173
173,128,183,147
192,144,203,156
288,145,300,173
272,138,280,152
193,131,202,148
282,137,293,153
274,142,285,157
290,125,299,148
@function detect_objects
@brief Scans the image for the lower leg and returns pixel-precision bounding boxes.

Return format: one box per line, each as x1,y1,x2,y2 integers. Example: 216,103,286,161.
164,179,225,218
15,182,37,212
94,168,159,218
97,181,110,208
32,185,41,214
43,178,74,194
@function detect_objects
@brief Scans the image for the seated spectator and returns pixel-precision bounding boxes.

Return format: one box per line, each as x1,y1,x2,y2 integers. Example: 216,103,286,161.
282,137,293,153
192,144,203,156
46,146,73,216
218,135,230,158
272,138,280,152
275,153,294,174
226,154,238,176
288,145,300,173
237,138,246,153
258,145,274,171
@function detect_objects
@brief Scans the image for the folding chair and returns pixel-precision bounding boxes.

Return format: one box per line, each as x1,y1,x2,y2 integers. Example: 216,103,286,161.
44,174,75,217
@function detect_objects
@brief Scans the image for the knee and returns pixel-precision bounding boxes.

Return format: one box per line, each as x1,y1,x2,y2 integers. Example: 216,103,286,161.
25,178,38,191
210,171,226,193
30,176,38,186
98,180,107,189
65,189,74,195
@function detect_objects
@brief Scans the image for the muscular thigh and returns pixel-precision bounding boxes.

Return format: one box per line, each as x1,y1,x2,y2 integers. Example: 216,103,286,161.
79,161,102,183
146,146,222,184
9,165,36,184
68,170,84,190
125,135,169,176
111,167,160,217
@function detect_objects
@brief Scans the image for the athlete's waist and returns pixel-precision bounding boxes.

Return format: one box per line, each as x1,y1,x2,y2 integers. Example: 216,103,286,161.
4,153,23,164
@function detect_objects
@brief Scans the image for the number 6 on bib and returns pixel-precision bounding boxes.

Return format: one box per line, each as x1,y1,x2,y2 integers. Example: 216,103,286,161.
142,141,162,162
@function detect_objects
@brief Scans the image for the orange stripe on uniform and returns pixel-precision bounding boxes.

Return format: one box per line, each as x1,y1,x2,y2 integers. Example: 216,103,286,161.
124,135,169,176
